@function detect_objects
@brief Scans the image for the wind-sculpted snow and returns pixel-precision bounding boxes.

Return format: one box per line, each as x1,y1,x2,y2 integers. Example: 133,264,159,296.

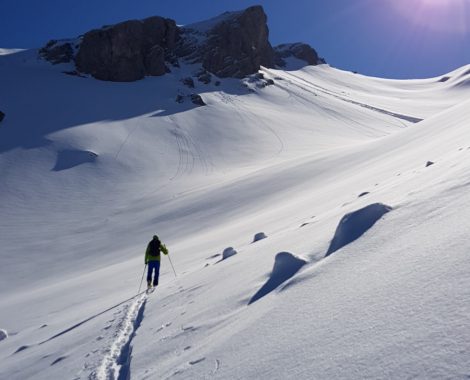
221,247,237,261
249,252,307,304
52,149,97,171
326,203,392,256
252,232,268,242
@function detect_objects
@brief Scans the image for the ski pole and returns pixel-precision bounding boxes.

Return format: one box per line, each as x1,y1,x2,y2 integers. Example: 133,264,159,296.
138,264,147,294
167,253,177,278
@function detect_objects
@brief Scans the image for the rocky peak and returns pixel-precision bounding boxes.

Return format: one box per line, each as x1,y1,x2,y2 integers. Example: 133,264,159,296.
275,43,325,68
179,5,275,78
39,39,78,64
39,5,324,82
75,16,179,82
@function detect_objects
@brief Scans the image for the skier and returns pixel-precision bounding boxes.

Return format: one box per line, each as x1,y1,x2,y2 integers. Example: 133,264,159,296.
145,235,168,289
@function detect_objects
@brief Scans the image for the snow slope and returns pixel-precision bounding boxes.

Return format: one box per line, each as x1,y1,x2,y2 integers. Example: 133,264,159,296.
0,48,469,379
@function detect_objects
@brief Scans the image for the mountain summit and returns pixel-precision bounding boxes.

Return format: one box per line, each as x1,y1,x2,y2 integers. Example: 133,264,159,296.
39,5,324,81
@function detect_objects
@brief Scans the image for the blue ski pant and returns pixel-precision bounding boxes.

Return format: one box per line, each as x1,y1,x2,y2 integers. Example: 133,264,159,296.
147,260,161,286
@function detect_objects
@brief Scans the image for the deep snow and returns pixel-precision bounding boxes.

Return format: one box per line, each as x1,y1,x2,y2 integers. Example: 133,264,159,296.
0,47,469,379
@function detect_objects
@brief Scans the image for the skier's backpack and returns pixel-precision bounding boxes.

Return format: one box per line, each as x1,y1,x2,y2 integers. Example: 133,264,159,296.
149,237,161,256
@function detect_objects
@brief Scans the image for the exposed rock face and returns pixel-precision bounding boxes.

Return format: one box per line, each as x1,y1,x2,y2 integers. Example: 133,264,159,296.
39,40,75,64
275,43,325,67
194,69,212,84
144,45,167,76
75,16,178,81
181,6,275,78
181,77,195,88
190,94,206,106
39,6,323,82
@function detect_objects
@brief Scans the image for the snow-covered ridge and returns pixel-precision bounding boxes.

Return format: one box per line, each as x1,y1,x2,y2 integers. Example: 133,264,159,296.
0,48,26,56
0,43,469,379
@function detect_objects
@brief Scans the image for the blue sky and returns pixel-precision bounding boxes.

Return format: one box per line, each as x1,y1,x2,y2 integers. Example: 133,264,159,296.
1,0,469,79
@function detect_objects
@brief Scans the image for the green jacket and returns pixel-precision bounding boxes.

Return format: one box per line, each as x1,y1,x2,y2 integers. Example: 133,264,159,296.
145,241,168,264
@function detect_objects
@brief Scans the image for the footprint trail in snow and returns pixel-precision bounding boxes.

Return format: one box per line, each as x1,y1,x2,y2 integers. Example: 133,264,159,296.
90,293,147,380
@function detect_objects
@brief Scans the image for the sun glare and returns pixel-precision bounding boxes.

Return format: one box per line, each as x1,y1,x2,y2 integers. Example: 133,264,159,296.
420,0,449,5
388,0,469,33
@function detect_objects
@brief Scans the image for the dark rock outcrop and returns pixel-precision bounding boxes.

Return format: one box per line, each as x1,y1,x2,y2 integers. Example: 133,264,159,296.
75,16,179,81
195,69,212,84
0,110,5,123
39,40,75,64
275,43,325,68
180,6,275,78
39,6,323,82
175,94,185,103
190,94,206,106
174,93,206,106
181,77,195,88
62,70,86,78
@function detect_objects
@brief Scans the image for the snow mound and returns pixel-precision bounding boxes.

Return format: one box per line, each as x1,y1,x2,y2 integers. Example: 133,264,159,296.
53,150,98,171
249,252,306,304
326,203,392,256
0,329,7,341
252,232,267,243
454,78,470,88
222,247,237,260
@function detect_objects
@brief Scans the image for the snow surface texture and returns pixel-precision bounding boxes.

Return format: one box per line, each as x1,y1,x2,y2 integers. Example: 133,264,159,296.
1,47,470,379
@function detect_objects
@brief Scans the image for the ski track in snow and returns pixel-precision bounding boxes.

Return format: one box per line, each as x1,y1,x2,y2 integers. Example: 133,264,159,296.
263,68,423,124
114,123,142,161
218,92,284,160
89,293,147,380
168,115,214,180
232,96,285,157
